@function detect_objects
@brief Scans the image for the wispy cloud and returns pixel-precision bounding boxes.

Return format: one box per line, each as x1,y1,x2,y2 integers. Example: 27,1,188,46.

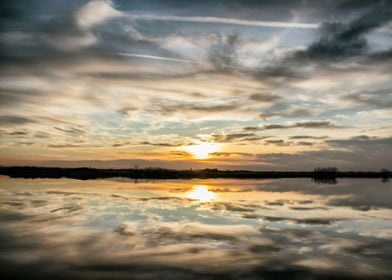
126,14,319,29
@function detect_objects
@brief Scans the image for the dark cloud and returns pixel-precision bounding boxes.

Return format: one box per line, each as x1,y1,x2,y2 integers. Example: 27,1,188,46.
244,121,341,131
210,152,254,157
249,93,281,102
264,139,287,146
266,200,286,206
0,115,36,126
326,135,392,148
0,130,29,136
368,47,392,62
0,88,46,107
259,177,392,211
47,143,102,148
342,90,392,108
255,65,308,83
248,244,282,253
50,203,82,213
54,126,86,135
111,142,130,147
114,223,135,236
289,206,328,211
342,240,392,259
138,141,190,147
47,144,81,148
208,34,238,69
210,133,269,143
245,214,338,225
33,131,51,139
296,141,314,146
112,140,192,147
291,3,392,61
251,1,392,85
117,106,138,117
251,135,392,171
209,201,257,212
260,108,314,120
153,99,241,116
289,136,328,140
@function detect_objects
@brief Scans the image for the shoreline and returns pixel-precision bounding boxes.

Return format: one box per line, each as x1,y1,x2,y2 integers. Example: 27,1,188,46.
0,166,390,181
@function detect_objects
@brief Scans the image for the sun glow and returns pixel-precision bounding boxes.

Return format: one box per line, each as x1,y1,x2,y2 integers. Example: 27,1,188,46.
186,185,216,202
185,142,220,159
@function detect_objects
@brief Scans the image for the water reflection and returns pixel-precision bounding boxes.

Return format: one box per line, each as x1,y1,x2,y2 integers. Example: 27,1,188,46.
186,185,216,202
0,178,391,279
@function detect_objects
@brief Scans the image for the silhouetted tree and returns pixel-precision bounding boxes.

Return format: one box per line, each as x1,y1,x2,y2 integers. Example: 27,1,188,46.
314,167,338,173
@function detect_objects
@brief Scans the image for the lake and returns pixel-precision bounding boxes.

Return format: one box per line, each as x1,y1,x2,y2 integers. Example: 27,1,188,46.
0,177,391,279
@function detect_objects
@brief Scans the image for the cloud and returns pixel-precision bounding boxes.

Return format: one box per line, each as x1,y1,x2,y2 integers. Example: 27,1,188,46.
209,201,257,212
0,115,36,126
289,136,328,140
208,133,269,143
0,88,45,106
53,126,86,136
326,135,392,148
117,106,138,117
41,28,97,51
2,130,29,136
342,90,392,108
249,135,392,171
249,93,281,102
111,52,195,63
50,203,82,213
47,143,101,148
209,152,254,158
289,206,328,211
138,141,191,147
208,34,239,69
296,141,314,146
290,3,392,61
243,121,342,131
126,14,319,29
0,115,85,129
244,214,337,225
259,108,315,120
251,2,392,86
150,98,243,120
264,139,287,146
0,0,390,171
74,0,123,29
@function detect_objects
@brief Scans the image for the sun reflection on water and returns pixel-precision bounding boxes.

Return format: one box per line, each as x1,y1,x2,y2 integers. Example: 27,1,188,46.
186,185,216,202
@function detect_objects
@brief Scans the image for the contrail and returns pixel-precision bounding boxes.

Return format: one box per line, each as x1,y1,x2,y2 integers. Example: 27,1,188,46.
111,52,195,63
126,14,319,29
110,52,263,71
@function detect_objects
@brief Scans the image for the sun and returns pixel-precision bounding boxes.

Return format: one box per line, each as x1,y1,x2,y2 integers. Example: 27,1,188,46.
184,142,220,159
186,185,215,202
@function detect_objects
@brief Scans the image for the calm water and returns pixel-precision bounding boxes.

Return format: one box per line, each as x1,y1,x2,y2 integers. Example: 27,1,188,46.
0,177,391,279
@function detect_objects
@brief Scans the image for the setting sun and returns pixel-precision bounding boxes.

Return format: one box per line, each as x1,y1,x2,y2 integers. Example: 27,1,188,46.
186,185,216,202
184,142,220,159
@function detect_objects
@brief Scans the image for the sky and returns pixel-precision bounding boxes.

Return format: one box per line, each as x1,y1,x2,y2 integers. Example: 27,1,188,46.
0,0,391,170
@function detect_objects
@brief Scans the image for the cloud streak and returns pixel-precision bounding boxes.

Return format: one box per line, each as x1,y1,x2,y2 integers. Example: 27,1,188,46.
126,14,319,29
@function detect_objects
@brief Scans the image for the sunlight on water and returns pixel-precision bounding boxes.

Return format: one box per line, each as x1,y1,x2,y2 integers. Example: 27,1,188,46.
186,185,216,202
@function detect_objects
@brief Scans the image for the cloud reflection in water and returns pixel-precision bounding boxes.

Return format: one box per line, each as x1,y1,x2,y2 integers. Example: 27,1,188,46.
0,178,391,279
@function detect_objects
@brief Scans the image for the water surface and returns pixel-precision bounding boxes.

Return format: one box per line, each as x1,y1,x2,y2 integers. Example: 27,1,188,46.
0,177,391,279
